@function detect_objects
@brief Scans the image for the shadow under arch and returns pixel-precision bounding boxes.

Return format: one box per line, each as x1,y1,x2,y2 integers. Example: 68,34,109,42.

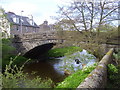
23,43,56,60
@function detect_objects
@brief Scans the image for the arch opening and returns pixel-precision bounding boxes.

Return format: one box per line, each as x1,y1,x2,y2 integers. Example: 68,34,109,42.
23,43,56,60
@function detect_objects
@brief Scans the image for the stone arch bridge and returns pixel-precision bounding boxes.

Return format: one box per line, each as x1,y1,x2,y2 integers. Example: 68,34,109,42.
12,31,63,58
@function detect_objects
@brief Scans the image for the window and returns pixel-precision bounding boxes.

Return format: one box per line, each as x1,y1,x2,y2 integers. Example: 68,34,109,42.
16,25,19,31
16,18,19,23
26,27,28,32
13,17,17,23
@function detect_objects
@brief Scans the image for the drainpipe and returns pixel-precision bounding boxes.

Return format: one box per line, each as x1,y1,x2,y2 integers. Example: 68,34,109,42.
20,10,24,34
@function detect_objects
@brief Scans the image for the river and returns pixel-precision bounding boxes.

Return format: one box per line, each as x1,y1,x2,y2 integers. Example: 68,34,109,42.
23,49,96,84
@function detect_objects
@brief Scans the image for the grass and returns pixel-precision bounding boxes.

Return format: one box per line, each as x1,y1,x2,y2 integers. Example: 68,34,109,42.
47,46,82,57
55,63,97,88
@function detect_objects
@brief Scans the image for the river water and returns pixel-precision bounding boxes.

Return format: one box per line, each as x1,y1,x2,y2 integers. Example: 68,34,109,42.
23,49,96,84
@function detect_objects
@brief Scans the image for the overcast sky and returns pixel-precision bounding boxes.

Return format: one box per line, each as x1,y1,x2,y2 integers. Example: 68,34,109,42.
0,0,72,25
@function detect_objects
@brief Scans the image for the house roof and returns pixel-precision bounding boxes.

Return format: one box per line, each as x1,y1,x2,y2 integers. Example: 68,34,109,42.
5,12,39,28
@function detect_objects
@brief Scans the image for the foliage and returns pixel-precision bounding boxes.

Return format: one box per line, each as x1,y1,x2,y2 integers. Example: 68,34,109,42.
96,24,117,32
0,7,10,38
47,46,82,57
56,63,97,88
108,64,118,74
107,64,120,88
2,38,16,69
113,49,120,61
2,55,28,69
1,56,53,88
55,27,118,59
2,38,15,58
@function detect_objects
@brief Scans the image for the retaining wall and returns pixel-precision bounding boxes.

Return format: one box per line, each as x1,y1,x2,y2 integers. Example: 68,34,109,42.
77,48,114,88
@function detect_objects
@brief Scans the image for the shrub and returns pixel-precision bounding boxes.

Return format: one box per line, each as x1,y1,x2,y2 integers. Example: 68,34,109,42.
107,64,120,88
1,56,53,88
2,38,15,58
2,54,28,69
2,38,16,69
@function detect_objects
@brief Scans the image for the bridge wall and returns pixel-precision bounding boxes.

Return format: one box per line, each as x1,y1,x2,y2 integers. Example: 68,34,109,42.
12,31,61,55
77,48,114,88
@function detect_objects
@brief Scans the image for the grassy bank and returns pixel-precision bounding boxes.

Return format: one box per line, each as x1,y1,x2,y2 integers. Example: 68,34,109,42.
56,63,97,88
47,46,82,57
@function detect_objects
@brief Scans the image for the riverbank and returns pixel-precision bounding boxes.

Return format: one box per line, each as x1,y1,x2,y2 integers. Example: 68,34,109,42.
46,46,82,58
56,63,97,88
2,44,98,88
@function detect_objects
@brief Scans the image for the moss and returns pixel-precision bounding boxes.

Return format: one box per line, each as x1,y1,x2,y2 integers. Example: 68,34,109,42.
98,65,104,68
106,49,113,55
88,74,93,77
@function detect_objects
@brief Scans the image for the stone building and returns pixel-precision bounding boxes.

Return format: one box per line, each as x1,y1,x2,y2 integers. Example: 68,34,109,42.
5,12,39,36
39,20,55,31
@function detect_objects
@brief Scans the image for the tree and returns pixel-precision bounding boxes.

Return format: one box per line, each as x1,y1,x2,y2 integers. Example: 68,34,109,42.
55,0,119,34
0,7,10,38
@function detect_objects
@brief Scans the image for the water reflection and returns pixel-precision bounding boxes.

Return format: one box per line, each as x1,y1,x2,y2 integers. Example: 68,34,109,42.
23,60,66,83
23,49,96,83
57,49,96,72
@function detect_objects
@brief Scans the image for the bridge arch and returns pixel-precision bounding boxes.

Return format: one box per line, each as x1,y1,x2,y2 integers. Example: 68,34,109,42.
11,32,63,56
23,43,56,59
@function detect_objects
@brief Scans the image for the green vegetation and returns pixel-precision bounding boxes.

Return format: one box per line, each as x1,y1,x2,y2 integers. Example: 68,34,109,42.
2,54,28,69
47,46,82,57
107,64,120,88
106,50,120,88
2,38,28,69
113,49,120,64
55,25,118,59
1,57,53,88
56,63,97,88
2,38,15,59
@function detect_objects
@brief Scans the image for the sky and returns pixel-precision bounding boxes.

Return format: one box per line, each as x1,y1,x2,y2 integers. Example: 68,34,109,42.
0,0,72,25
0,0,118,25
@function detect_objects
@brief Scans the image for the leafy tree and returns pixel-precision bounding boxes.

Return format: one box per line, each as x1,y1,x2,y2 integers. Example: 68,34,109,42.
0,7,10,38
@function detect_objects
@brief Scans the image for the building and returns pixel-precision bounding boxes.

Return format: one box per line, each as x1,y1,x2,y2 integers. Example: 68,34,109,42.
5,12,39,36
39,20,55,31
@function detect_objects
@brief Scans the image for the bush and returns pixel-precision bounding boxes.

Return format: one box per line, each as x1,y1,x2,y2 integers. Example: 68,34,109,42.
2,38,16,69
2,38,15,58
107,64,120,88
2,38,29,69
1,57,53,88
2,54,28,69
56,63,97,88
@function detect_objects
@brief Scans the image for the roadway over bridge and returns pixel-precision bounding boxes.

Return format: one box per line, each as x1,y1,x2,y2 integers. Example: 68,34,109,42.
12,31,63,58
